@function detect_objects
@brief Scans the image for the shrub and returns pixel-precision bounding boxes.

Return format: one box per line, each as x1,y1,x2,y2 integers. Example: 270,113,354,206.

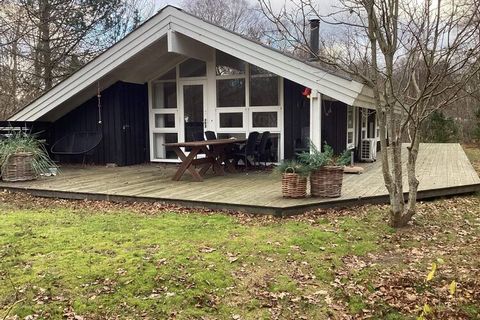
297,142,351,172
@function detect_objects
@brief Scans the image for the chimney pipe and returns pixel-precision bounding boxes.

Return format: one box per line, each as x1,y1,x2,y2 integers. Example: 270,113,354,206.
309,19,320,60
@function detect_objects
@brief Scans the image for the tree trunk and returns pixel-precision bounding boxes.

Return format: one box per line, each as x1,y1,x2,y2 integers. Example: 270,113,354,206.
38,0,53,90
389,133,421,227
387,131,406,226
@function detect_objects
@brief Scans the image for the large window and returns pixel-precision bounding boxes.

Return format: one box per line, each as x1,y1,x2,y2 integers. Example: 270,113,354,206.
215,50,282,161
179,58,206,78
219,112,243,128
153,133,178,159
252,112,278,128
149,52,284,162
249,66,279,106
217,79,245,107
154,114,175,128
152,82,176,109
216,52,246,108
216,51,246,75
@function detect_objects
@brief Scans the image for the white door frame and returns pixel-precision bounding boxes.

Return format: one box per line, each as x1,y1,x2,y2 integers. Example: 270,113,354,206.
178,79,208,146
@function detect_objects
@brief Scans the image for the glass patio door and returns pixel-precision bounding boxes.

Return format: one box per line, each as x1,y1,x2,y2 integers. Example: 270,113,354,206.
180,81,207,144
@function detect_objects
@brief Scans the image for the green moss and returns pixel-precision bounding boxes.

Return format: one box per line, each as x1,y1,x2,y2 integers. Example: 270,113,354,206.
269,275,297,293
460,304,480,318
348,294,367,314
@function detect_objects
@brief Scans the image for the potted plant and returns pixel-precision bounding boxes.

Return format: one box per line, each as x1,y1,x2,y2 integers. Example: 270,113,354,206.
0,131,58,182
274,159,309,198
298,142,351,198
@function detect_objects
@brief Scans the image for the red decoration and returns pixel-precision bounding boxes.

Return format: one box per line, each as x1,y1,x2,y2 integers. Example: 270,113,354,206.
302,87,311,98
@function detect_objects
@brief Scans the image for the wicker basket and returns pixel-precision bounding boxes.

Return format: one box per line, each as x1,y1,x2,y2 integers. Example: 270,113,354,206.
1,152,37,182
310,166,344,198
281,167,307,198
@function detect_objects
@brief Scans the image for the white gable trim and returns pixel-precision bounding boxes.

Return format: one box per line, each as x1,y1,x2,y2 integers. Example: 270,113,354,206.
9,6,374,121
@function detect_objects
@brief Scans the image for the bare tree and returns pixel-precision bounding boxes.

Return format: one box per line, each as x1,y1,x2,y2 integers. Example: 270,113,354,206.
181,0,267,40
0,1,30,118
260,0,480,227
0,0,154,119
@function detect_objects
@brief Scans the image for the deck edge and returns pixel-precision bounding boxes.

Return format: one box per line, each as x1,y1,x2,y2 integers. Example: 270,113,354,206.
1,182,479,216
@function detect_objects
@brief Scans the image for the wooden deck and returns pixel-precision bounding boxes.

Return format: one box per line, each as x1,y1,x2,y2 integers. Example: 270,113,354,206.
1,143,479,215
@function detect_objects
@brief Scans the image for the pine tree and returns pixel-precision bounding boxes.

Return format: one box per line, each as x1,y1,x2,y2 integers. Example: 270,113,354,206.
422,111,459,143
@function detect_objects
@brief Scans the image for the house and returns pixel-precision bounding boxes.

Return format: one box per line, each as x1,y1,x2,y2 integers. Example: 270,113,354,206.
7,5,379,166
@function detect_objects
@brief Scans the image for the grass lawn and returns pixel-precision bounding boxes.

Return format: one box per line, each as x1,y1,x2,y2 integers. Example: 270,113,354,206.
1,146,479,319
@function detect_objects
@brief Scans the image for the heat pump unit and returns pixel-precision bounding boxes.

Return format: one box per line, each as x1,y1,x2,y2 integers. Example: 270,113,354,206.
360,139,377,162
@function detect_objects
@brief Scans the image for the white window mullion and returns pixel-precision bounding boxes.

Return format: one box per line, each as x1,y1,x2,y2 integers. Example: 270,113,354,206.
346,105,355,149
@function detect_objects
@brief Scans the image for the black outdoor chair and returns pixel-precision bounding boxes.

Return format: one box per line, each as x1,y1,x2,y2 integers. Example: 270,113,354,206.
234,131,259,170
51,131,103,165
189,131,206,163
205,131,217,140
254,131,270,167
192,131,205,141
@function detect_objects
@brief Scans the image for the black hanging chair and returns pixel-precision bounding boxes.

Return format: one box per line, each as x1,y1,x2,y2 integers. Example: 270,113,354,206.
51,131,102,163
51,83,104,164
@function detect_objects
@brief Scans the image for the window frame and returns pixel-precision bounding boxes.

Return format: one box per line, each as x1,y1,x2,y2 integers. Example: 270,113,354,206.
217,109,247,130
360,109,368,140
346,105,356,149
214,54,283,161
249,107,281,131
147,52,285,163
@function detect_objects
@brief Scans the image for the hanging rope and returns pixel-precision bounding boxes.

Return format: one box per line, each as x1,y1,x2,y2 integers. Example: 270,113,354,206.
323,101,332,117
97,81,102,124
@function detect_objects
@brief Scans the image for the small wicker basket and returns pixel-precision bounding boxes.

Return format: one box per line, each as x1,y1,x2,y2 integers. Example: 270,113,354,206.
310,166,344,198
281,167,307,198
1,152,37,182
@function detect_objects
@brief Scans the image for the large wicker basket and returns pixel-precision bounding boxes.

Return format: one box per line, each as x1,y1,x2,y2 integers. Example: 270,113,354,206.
310,166,344,198
1,152,37,182
281,168,307,198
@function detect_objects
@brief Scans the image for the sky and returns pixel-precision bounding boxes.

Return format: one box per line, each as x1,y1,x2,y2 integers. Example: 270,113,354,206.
148,0,342,36
153,0,285,10
151,0,339,15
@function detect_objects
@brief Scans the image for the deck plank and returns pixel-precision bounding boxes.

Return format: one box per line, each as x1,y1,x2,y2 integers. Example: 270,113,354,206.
1,143,479,214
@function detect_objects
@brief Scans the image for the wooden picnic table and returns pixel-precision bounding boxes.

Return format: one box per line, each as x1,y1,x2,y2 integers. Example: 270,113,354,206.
164,138,246,182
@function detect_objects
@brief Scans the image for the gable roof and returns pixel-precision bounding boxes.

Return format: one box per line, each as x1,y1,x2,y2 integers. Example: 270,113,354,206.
8,6,375,122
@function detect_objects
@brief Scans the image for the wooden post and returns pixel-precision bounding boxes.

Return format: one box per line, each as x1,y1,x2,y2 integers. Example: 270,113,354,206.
309,90,322,150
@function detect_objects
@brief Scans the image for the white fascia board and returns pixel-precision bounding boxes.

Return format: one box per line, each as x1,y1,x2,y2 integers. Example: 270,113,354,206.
169,13,372,108
9,13,173,121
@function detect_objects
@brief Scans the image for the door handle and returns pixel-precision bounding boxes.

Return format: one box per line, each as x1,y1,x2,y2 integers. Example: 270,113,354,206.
204,118,207,129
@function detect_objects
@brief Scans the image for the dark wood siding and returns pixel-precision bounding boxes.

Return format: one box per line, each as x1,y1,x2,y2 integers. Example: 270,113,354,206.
321,100,347,154
283,79,310,159
50,81,148,166
119,82,149,166
284,79,351,158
